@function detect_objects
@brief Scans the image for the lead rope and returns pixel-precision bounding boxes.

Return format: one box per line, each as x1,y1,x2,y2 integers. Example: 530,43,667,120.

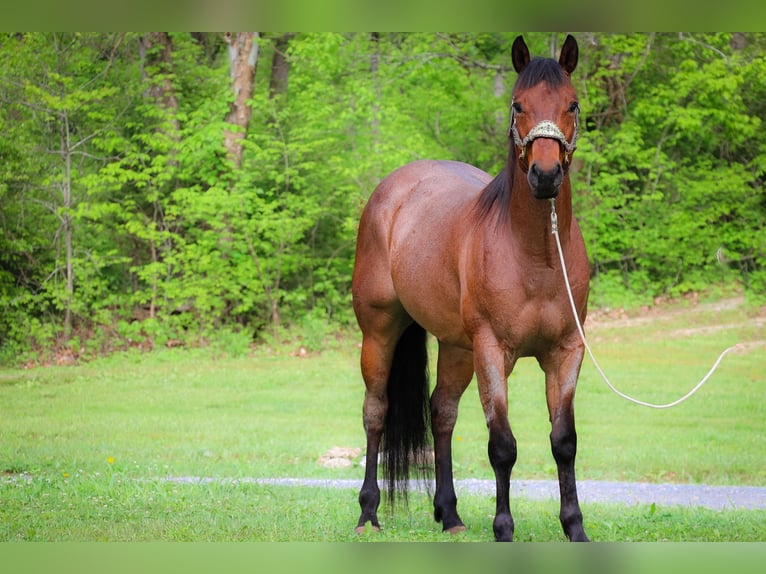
549,199,740,409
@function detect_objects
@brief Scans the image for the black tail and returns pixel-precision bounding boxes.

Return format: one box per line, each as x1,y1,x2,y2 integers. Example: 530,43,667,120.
382,322,432,506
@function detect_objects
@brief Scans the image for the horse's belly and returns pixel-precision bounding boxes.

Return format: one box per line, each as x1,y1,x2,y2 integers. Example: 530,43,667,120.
390,245,470,346
389,220,473,347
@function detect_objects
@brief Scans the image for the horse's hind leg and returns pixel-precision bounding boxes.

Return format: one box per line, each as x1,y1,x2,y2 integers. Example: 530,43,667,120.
355,333,392,532
541,342,589,542
431,342,473,533
354,308,409,534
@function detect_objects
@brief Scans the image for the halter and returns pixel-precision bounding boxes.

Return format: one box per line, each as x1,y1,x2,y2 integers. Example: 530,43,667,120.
509,103,579,166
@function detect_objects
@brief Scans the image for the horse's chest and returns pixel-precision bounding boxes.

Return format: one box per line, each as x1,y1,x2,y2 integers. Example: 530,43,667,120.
522,300,569,343
475,278,572,353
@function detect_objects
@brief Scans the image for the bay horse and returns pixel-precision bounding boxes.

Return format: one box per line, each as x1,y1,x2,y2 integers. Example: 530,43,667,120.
351,35,590,542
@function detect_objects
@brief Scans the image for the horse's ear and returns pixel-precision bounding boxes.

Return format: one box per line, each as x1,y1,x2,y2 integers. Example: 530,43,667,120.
558,34,578,75
512,35,530,74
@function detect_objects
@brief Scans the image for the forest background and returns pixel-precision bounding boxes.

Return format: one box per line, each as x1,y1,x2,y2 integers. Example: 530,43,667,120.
1,32,764,365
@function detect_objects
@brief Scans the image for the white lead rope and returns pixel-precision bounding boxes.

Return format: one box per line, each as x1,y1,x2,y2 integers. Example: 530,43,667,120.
549,199,741,409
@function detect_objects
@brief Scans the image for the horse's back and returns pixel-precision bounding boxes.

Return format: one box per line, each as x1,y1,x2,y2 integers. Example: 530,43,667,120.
362,160,490,221
354,159,489,270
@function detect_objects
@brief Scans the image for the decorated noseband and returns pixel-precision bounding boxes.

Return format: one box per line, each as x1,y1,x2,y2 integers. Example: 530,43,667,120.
509,103,579,166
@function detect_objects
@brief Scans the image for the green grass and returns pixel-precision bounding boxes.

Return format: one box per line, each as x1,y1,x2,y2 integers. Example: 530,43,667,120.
2,479,763,542
0,297,763,541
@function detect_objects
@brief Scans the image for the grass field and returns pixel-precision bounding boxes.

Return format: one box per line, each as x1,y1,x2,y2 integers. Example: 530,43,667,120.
1,296,764,541
2,479,764,542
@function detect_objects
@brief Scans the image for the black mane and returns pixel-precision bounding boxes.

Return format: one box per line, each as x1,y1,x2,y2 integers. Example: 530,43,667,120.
475,167,512,229
514,57,569,92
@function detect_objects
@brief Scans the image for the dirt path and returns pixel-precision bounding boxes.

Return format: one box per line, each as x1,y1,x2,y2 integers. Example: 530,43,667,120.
586,295,765,334
160,476,765,511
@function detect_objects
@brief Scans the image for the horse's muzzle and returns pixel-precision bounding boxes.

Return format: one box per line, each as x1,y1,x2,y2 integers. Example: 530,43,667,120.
528,161,563,199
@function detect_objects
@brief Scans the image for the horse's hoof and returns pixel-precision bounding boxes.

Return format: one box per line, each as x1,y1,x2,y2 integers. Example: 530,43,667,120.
355,524,381,534
569,532,590,542
493,514,514,542
445,525,467,535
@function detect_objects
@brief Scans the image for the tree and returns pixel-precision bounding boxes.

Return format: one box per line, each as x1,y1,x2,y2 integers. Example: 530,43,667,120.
0,33,129,344
135,32,180,319
574,33,765,300
223,32,260,169
268,33,293,100
0,32,764,362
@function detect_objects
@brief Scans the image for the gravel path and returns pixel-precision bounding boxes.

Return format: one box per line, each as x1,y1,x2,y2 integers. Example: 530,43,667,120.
162,477,765,511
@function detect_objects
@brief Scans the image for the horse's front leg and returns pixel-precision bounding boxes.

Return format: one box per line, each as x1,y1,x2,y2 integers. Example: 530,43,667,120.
431,342,473,533
474,332,518,542
540,340,589,542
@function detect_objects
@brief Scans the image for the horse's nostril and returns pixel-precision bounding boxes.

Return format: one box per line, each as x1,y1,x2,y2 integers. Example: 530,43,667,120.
528,162,563,199
530,162,559,182
528,163,540,187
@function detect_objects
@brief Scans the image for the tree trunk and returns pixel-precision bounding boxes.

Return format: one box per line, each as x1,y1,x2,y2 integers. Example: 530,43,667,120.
61,111,74,339
223,32,260,169
139,32,180,128
269,33,293,99
369,33,382,180
370,32,382,134
139,32,180,318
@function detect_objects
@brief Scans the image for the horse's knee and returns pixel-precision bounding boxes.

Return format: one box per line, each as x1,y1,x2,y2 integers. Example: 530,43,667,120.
430,392,459,434
550,426,577,465
488,428,517,470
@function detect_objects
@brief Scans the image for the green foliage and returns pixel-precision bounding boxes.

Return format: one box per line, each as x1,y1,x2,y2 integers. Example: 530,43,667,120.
589,271,655,310
1,33,764,361
575,33,766,305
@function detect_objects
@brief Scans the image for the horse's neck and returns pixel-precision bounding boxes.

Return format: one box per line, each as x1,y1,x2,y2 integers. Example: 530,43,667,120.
508,174,573,259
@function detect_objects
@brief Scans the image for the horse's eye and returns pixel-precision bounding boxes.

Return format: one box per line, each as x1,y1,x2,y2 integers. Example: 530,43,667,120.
512,102,523,114
568,101,580,113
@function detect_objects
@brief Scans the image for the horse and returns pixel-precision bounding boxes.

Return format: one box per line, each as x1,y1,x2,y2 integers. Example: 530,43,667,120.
351,34,590,542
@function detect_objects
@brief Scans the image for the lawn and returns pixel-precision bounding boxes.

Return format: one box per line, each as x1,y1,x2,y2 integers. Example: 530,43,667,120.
1,479,763,542
0,296,763,541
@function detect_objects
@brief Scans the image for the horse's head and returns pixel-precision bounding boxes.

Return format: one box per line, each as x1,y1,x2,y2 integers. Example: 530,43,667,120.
510,35,579,200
